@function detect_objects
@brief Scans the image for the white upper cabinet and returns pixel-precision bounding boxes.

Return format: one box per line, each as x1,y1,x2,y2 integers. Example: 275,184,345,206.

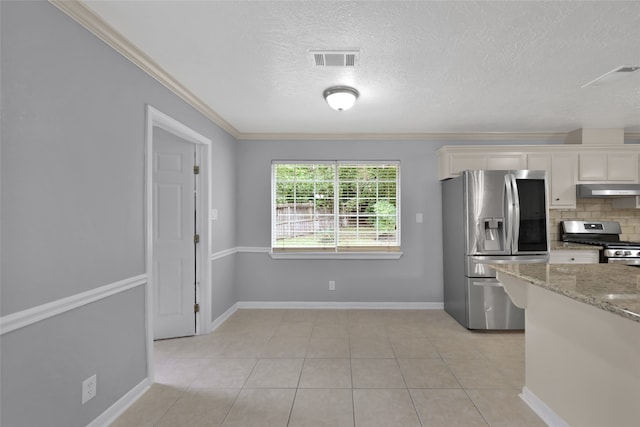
487,154,527,170
438,144,639,209
448,154,487,174
446,153,526,177
612,155,640,209
550,153,578,207
579,152,637,181
439,147,529,180
528,152,577,208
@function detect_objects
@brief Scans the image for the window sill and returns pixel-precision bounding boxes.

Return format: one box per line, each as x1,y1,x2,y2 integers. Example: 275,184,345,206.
269,251,403,260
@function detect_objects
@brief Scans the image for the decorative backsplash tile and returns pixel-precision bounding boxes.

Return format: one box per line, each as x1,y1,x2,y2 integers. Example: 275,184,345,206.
549,199,640,242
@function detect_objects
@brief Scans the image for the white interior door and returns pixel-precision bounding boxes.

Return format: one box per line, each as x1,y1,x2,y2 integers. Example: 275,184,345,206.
153,127,197,339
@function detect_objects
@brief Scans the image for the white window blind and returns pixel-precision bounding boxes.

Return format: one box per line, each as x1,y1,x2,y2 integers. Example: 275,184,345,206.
272,161,400,252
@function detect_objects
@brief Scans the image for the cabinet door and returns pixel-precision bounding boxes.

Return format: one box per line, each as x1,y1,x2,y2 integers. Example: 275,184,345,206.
611,154,640,208
487,154,527,170
550,153,577,207
450,154,488,175
579,152,638,181
607,153,637,181
527,153,551,173
579,153,607,181
530,153,576,208
549,250,599,264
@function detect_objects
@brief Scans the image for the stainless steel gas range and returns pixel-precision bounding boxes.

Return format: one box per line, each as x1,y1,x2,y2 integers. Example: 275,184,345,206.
561,220,640,266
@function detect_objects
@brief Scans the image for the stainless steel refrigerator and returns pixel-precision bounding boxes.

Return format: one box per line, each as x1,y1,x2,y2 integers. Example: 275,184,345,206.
441,170,549,329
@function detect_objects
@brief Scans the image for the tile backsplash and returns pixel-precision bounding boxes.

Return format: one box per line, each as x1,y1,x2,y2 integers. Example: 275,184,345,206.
549,199,640,242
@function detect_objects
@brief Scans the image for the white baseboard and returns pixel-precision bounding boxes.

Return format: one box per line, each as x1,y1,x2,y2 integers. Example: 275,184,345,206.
520,386,569,427
208,301,441,331
235,301,444,310
209,303,239,332
88,378,151,427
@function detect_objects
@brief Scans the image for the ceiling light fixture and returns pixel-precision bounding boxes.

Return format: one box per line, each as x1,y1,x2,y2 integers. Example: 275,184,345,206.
323,86,359,111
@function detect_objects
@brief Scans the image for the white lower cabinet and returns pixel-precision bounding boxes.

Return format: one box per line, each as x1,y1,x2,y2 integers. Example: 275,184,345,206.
549,250,599,264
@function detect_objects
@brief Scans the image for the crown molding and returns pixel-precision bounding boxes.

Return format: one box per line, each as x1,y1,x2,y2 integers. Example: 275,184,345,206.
236,131,570,141
239,131,640,142
49,0,241,138
48,1,640,144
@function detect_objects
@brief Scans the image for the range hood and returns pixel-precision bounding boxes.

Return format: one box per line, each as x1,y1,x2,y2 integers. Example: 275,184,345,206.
576,184,640,198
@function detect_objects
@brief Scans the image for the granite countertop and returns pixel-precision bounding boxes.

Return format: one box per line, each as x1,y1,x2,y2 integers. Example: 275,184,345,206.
491,263,640,323
550,241,602,250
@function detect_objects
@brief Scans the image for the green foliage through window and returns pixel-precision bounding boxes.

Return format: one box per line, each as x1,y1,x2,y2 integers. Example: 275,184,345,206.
272,162,400,250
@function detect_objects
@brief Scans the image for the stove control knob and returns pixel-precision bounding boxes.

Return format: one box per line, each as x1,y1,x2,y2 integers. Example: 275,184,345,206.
624,250,632,256
614,250,623,256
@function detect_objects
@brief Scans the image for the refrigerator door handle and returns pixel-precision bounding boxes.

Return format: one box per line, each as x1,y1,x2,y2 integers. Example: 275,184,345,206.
510,174,520,253
471,280,502,287
504,174,514,253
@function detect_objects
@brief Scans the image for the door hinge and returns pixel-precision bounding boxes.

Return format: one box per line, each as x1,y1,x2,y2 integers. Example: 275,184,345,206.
194,303,200,313
193,165,200,175
194,234,200,244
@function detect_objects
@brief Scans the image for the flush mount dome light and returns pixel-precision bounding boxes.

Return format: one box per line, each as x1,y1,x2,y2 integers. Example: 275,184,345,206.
323,86,359,111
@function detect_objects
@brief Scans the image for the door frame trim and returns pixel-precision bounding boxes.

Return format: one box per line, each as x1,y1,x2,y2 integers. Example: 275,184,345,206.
145,105,212,381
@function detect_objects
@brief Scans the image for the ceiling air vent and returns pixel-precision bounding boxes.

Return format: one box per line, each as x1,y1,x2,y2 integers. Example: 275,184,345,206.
310,50,359,68
581,65,640,88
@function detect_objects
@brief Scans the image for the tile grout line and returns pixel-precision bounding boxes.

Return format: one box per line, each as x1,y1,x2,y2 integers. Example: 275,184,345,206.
347,311,357,427
390,318,424,427
286,336,312,427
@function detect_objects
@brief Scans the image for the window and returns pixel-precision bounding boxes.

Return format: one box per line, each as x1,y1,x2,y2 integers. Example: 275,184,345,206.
272,161,400,256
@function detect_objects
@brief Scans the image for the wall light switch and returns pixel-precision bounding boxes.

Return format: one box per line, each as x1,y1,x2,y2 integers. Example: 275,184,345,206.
416,213,423,223
211,209,218,221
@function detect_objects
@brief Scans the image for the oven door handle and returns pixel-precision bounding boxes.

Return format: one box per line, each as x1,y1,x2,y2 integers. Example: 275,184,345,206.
606,258,640,266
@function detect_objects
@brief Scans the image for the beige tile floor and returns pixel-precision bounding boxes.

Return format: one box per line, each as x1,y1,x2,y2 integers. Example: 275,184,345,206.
111,309,546,427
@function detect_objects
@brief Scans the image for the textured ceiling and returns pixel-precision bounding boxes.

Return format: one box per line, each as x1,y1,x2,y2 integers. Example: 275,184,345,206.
81,0,640,137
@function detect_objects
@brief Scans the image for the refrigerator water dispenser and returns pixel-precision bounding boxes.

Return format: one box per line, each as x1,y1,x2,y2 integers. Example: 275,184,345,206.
483,217,504,251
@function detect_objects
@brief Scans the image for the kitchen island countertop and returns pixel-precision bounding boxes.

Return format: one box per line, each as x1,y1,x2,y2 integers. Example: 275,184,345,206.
491,263,640,323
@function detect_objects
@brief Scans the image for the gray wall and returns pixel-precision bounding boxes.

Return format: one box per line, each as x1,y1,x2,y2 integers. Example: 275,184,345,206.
210,127,238,322
0,288,146,427
0,2,236,426
235,139,560,303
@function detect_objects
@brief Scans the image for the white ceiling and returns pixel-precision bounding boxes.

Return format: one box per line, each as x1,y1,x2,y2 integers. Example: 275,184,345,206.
80,0,640,138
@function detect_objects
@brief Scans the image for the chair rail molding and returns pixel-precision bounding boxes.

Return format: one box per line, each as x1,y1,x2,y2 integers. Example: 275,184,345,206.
0,274,147,335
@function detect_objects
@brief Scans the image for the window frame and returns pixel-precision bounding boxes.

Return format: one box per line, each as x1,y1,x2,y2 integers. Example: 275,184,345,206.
270,160,402,260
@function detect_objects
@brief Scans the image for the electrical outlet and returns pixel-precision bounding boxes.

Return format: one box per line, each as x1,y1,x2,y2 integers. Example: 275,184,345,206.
82,374,97,405
329,280,336,290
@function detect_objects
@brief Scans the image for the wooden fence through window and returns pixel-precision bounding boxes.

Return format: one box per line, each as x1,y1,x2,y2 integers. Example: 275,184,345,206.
275,203,333,239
